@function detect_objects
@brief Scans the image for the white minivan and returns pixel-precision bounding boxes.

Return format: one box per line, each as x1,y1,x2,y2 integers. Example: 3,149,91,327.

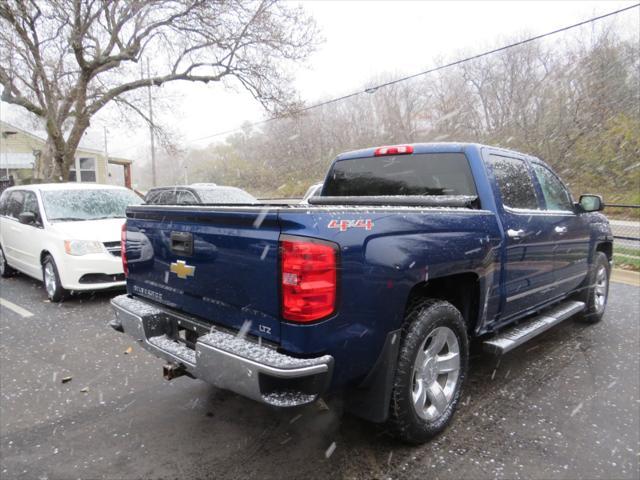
0,183,142,301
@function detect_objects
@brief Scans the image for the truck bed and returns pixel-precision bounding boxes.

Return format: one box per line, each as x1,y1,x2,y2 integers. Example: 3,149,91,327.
124,202,502,388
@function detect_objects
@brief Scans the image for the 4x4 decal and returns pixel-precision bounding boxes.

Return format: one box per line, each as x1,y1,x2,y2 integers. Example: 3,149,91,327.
328,219,374,232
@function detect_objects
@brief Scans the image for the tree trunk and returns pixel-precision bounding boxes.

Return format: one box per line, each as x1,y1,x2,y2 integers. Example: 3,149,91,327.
39,136,72,182
38,137,56,181
51,151,73,182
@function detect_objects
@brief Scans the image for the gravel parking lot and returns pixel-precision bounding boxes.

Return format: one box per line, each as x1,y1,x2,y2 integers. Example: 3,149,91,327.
1,274,638,480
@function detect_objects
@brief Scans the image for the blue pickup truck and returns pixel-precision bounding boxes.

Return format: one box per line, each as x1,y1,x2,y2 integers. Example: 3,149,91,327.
111,143,612,443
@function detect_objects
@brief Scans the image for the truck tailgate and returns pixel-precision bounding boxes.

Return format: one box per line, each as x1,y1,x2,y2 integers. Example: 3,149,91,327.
124,206,282,342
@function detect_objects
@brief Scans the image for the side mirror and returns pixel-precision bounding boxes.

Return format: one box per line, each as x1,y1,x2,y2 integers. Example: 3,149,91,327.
18,211,37,225
579,194,604,212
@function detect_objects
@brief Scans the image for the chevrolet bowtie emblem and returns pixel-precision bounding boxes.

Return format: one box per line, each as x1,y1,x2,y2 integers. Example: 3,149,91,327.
170,260,195,279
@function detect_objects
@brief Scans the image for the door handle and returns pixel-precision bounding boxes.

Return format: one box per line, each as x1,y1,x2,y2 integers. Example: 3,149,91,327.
554,226,568,234
507,229,525,239
170,231,193,256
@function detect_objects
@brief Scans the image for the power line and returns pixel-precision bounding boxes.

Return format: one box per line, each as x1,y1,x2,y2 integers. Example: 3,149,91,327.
115,2,640,153
185,3,639,144
350,3,640,93
186,3,639,144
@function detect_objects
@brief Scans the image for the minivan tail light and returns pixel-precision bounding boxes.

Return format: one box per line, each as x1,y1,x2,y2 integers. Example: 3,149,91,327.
374,145,414,156
281,237,338,322
121,223,128,277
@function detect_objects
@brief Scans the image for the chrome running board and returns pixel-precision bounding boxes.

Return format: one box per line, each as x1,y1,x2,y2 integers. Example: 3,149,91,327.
483,301,585,355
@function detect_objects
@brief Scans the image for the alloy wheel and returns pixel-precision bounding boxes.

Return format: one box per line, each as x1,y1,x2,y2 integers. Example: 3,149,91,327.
594,265,608,313
44,262,57,298
412,326,461,421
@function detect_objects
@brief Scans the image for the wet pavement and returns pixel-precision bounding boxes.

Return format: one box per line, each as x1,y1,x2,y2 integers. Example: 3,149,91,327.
1,274,638,479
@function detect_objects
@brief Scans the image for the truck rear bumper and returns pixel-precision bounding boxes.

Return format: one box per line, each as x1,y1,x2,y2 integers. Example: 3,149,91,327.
111,294,333,407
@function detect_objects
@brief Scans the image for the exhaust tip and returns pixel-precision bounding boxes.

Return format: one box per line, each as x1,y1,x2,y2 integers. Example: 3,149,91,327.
163,363,186,381
109,319,124,333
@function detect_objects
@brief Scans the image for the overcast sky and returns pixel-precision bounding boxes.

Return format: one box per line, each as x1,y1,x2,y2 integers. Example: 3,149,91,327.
1,1,638,161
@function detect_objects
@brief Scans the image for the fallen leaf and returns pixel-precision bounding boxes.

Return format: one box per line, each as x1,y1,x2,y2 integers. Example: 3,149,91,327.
325,441,336,459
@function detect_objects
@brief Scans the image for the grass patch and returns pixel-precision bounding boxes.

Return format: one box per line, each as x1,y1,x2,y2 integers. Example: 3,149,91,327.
615,245,640,257
613,244,640,271
614,254,640,271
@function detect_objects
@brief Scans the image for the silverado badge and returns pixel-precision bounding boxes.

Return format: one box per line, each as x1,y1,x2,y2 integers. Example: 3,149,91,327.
170,260,195,279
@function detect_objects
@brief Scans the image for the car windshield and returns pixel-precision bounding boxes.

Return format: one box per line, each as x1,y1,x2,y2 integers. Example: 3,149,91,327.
42,189,143,221
195,187,257,204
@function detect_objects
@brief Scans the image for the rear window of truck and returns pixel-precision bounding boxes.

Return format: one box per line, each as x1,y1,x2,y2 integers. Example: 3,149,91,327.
323,153,477,197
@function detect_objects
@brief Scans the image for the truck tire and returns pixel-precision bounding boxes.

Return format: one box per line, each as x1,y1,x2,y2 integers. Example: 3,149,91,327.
0,245,16,278
42,255,68,302
388,299,469,444
577,251,610,324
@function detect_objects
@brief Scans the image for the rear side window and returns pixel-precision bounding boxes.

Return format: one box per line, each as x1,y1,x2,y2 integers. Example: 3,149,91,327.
487,155,539,210
144,190,162,204
176,190,198,204
323,153,477,197
146,190,176,204
531,163,574,211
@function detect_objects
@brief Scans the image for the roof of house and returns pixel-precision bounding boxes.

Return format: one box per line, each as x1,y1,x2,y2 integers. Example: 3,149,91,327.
0,120,133,164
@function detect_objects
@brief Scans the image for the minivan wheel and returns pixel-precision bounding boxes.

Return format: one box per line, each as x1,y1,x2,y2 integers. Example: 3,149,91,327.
0,246,16,278
42,255,67,302
387,299,469,444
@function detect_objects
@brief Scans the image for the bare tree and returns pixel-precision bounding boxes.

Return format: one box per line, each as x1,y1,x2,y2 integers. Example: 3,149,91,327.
0,0,318,180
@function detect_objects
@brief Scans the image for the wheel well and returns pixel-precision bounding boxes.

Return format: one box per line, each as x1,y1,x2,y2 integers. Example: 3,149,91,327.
596,242,612,262
405,272,481,334
40,250,51,264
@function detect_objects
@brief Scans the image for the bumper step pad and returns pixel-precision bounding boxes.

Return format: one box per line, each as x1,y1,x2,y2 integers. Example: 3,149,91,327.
111,294,333,406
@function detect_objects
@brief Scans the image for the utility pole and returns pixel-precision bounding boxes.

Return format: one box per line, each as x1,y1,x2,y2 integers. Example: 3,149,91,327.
103,126,109,182
145,58,157,187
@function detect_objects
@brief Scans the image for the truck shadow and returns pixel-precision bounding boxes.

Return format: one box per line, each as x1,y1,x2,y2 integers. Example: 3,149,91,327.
324,318,596,477
187,318,595,479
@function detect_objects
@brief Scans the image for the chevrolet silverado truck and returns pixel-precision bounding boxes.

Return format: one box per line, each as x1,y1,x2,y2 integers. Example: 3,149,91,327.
110,143,612,443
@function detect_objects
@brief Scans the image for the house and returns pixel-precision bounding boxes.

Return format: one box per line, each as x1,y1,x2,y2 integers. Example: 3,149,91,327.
0,120,133,188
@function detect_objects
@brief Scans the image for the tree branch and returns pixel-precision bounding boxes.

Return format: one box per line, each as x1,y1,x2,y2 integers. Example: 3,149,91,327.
88,70,228,115
0,66,44,116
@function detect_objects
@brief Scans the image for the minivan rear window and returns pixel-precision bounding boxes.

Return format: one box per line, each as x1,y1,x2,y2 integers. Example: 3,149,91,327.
323,153,477,197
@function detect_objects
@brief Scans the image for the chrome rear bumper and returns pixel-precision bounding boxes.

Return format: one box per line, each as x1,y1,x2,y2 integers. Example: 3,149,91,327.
111,294,333,407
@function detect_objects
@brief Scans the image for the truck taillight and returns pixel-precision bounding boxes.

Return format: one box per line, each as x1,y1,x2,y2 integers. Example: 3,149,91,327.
374,145,413,156
281,237,338,322
121,223,128,277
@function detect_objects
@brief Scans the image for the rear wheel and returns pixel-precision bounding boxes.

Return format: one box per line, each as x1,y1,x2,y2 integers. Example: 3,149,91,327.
0,245,16,278
577,251,610,324
388,299,469,444
42,255,68,302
